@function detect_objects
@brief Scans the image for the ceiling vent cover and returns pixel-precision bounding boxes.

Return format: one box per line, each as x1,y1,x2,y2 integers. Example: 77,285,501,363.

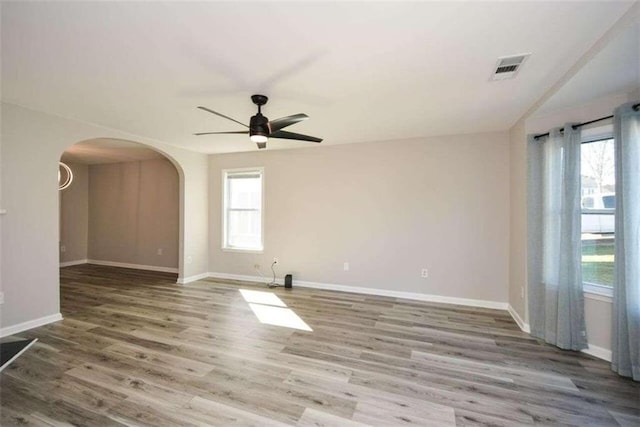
490,53,531,81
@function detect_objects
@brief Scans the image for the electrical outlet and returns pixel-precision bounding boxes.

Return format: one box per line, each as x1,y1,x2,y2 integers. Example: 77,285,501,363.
273,257,279,264
157,248,163,256
421,268,428,278
343,262,349,271
60,245,66,253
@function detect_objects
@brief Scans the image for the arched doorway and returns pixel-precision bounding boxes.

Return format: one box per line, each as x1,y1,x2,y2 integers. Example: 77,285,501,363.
58,138,183,283
0,103,210,337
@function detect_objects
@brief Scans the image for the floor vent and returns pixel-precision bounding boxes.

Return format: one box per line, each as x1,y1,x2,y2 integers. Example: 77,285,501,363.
490,54,530,81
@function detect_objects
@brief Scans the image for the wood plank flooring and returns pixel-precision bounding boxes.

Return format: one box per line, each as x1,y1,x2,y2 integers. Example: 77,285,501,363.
1,264,638,426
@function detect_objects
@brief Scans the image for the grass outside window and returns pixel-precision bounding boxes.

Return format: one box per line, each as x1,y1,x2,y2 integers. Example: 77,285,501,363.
581,235,614,287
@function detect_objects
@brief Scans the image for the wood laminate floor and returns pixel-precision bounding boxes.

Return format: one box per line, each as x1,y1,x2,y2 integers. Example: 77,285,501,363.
1,265,638,426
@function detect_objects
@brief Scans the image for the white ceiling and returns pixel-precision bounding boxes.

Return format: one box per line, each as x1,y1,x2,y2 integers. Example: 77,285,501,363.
534,20,640,116
1,1,635,154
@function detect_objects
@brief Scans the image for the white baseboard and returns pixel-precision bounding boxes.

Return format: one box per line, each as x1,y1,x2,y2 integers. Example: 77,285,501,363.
87,259,178,274
207,272,508,310
0,313,63,338
581,344,612,362
177,272,210,284
60,259,88,267
208,271,277,285
295,280,509,310
507,304,531,333
505,305,611,362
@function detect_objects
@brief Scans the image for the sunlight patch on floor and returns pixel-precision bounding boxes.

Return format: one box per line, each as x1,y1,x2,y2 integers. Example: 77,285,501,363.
248,303,312,331
239,289,287,307
240,289,312,331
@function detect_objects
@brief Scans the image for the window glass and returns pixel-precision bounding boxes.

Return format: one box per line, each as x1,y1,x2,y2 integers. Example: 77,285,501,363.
602,195,615,209
581,139,614,288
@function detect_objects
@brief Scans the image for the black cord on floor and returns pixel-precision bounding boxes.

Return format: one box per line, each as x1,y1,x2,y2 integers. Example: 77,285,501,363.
267,261,280,288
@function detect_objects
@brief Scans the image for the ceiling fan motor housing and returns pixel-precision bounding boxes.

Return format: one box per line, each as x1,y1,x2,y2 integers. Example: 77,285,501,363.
250,113,269,137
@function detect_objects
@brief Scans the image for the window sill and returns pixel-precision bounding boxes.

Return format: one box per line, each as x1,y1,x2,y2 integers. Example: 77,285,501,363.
583,282,613,303
222,247,264,255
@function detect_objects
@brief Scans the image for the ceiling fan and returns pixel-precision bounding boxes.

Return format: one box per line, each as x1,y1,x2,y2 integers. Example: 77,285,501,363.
194,95,322,149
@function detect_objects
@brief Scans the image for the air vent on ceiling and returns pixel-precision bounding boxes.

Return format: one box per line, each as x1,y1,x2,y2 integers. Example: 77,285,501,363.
490,53,531,81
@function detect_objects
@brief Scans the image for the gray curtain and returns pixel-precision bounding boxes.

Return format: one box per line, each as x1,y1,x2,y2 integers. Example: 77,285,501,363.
612,102,640,381
527,125,588,350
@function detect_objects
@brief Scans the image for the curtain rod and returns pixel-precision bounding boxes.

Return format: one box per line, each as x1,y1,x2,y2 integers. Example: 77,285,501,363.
533,102,640,140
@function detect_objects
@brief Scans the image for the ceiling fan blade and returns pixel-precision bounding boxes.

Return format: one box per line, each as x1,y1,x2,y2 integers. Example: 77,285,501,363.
267,113,309,132
197,106,249,128
256,142,267,149
270,130,322,143
194,131,249,136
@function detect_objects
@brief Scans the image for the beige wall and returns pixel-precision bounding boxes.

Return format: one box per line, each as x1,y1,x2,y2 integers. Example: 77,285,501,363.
59,162,89,263
209,132,510,303
508,119,528,323
88,159,179,269
0,102,209,333
584,296,613,350
0,114,4,307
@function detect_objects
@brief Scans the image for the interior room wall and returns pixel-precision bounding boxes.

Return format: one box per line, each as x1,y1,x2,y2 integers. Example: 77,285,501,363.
0,102,209,335
209,132,510,305
584,297,613,351
88,158,179,270
508,118,528,328
59,162,89,264
0,124,4,307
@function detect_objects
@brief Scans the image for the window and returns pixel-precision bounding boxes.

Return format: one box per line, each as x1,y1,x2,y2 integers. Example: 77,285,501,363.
223,168,263,252
581,138,614,291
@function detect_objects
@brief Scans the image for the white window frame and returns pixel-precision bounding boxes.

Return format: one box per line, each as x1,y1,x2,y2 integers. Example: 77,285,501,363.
580,126,614,300
222,167,264,253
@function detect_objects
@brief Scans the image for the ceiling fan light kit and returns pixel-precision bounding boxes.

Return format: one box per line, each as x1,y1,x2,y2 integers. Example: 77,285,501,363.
196,94,322,149
250,134,268,143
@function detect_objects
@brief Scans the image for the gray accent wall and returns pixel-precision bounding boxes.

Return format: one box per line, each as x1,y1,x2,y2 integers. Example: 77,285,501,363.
59,158,179,269
88,159,179,269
